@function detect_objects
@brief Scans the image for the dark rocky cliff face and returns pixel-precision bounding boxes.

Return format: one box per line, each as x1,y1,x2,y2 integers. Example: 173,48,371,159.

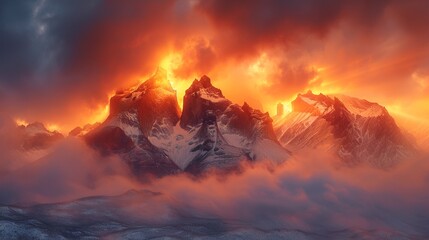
109,68,181,136
180,75,231,129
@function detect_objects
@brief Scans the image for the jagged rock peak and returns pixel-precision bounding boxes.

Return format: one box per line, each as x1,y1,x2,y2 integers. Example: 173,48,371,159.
241,102,271,118
180,75,231,128
186,75,224,98
333,94,388,117
293,91,388,118
242,102,251,112
200,75,212,87
138,67,174,92
292,91,334,115
297,91,331,102
107,67,181,136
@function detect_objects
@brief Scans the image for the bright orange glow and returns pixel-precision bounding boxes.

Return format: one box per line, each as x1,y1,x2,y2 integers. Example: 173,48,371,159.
88,91,115,126
15,118,29,127
265,99,293,117
387,104,429,125
46,124,60,132
159,53,194,110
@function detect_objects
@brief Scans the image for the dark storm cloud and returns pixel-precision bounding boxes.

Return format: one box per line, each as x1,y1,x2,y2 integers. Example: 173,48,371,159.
0,0,192,127
0,0,100,87
196,0,363,57
195,0,428,57
0,0,428,128
0,0,106,127
196,0,429,100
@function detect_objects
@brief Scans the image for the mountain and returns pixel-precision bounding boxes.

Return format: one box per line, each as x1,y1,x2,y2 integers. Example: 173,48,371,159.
182,111,249,174
274,91,414,168
149,75,290,173
110,67,181,137
68,123,100,137
84,69,181,177
182,76,288,160
85,71,289,176
181,76,278,142
17,122,63,151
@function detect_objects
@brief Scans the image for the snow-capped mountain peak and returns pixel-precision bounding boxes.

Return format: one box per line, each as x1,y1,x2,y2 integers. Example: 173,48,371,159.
275,92,415,168
109,68,181,136
138,67,175,93
293,91,335,115
333,94,387,117
185,75,226,101
82,71,290,176
181,75,231,129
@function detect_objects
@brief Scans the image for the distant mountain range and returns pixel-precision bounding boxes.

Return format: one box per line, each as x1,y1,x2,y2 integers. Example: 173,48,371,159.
16,122,64,151
14,69,416,176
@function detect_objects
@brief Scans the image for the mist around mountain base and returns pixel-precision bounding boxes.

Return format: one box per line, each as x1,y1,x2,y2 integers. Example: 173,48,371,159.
0,133,428,239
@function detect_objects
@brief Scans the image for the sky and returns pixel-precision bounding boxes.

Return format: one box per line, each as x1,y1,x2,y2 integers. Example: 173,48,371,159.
0,0,428,132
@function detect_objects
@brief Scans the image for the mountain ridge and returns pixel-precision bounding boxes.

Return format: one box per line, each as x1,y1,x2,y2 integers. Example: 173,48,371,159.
274,91,415,168
82,70,290,176
14,70,416,175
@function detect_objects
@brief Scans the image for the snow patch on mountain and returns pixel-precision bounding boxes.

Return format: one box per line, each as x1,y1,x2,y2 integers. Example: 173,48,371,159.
274,92,415,168
334,94,386,117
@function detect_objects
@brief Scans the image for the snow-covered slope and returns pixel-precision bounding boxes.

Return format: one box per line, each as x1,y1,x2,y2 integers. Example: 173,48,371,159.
85,109,180,177
149,112,250,173
84,69,183,177
109,67,181,137
180,76,290,163
274,91,414,168
149,75,289,173
84,72,289,176
183,111,250,174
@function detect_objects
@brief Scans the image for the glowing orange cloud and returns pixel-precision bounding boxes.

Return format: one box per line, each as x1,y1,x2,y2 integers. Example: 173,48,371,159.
15,118,29,127
159,53,194,110
88,91,117,126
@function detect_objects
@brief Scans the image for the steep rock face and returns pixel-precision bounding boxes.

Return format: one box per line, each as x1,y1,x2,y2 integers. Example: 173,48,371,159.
18,122,64,151
86,73,289,176
86,110,180,177
109,68,181,136
184,111,250,174
180,76,279,143
335,94,414,167
69,123,100,137
85,126,135,154
84,70,181,177
174,76,289,166
180,75,231,129
220,102,278,142
274,91,414,168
